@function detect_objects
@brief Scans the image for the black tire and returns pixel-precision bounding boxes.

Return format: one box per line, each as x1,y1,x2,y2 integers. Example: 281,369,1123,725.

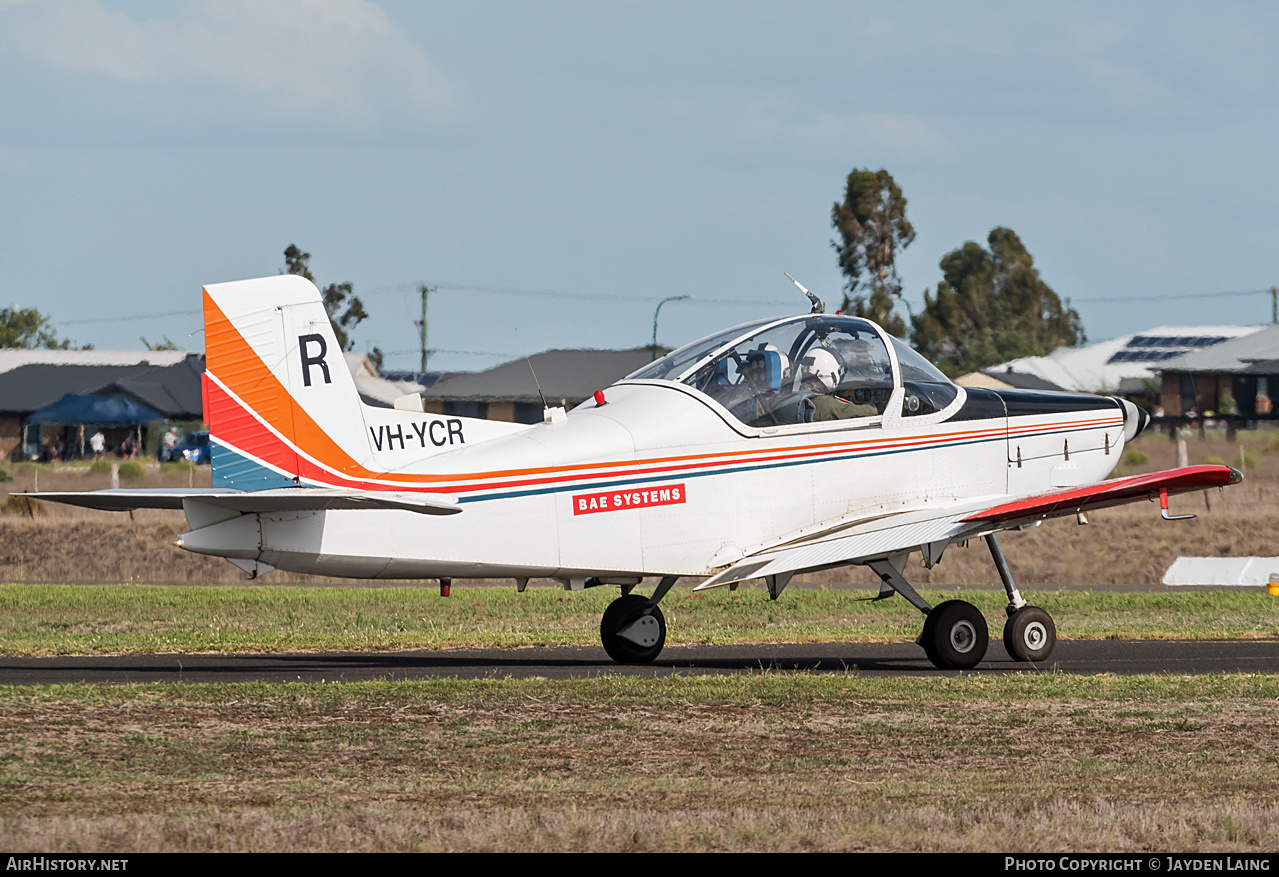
919,612,941,667
1003,605,1056,662
600,594,666,664
921,600,988,670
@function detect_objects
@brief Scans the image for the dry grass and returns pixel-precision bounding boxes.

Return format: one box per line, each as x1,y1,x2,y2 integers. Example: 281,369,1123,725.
2,677,1278,852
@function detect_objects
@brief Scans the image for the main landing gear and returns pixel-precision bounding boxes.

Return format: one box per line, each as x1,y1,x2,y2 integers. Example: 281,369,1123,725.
868,533,1057,670
599,576,678,663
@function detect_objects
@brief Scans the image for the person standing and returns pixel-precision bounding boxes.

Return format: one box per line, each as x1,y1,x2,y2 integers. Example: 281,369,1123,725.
161,427,178,461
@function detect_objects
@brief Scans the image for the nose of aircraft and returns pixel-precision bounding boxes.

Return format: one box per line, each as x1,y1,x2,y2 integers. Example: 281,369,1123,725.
1117,398,1151,442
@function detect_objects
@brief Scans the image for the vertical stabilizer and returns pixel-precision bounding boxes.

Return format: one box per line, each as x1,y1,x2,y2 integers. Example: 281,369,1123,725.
204,275,368,489
202,275,530,491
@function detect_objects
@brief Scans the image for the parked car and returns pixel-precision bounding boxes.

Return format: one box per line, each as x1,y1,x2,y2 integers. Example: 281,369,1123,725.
161,431,211,465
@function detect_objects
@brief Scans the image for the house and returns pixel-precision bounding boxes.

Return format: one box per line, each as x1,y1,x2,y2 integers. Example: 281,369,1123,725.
342,353,434,408
956,369,1065,392
0,351,203,459
976,325,1262,396
1155,325,1279,418
417,348,659,422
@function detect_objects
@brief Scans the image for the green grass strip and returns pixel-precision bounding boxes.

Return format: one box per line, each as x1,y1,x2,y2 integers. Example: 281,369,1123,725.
0,583,1276,655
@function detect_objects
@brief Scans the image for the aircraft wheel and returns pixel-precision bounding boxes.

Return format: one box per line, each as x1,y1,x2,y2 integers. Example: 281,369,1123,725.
600,594,666,664
920,600,988,670
1003,606,1056,662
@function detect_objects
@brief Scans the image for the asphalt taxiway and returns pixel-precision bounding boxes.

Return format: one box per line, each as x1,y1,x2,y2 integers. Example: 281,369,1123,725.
2,639,1276,684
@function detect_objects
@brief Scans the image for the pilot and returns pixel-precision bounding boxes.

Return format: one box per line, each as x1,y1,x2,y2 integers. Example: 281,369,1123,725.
796,346,877,422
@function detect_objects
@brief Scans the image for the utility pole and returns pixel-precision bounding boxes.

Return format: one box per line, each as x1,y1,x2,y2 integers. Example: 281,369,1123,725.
416,283,433,373
1271,286,1277,324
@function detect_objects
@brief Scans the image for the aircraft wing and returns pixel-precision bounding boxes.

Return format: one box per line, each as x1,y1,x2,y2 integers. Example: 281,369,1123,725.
20,488,463,516
957,464,1240,528
695,464,1241,590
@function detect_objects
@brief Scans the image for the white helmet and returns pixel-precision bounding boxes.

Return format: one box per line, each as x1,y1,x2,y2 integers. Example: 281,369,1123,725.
800,345,844,392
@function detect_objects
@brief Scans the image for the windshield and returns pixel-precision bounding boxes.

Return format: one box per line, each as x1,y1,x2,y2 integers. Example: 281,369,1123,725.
681,315,894,428
626,317,784,382
890,337,960,416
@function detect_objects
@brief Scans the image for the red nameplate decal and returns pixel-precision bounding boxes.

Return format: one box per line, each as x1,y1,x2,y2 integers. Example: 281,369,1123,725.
573,484,686,515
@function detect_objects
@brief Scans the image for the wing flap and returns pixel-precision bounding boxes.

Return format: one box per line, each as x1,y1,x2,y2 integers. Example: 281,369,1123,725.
694,465,1242,590
695,498,995,590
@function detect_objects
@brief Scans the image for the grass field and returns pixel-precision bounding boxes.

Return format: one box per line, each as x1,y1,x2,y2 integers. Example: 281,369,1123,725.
2,676,1278,852
0,585,1276,654
1,429,1278,851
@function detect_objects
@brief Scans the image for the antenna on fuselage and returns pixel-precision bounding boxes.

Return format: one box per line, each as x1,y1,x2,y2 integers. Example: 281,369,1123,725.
784,273,825,314
515,328,566,423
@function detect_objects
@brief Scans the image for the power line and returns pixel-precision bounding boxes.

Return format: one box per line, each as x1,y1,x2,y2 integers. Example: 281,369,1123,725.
361,281,787,307
51,285,1274,328
378,347,515,358
1070,288,1271,304
54,309,199,326
51,283,788,328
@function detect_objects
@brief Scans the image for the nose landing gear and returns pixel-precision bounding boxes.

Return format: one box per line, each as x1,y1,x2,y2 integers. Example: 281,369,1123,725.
600,595,667,663
599,575,678,664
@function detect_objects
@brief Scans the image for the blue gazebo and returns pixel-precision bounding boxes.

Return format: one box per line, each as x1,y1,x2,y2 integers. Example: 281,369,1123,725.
25,393,163,459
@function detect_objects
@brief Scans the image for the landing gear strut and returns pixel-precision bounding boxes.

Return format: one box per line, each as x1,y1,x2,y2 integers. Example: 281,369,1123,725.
599,576,677,664
866,533,1058,669
868,557,990,670
986,533,1057,663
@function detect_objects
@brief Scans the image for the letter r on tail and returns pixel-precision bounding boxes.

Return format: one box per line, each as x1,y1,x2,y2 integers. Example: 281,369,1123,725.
299,334,331,387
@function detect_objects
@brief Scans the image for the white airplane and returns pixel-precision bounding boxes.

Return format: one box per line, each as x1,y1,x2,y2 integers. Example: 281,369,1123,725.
31,274,1240,669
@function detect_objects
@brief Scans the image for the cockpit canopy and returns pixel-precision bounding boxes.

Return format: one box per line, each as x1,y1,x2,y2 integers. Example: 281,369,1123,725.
626,314,958,428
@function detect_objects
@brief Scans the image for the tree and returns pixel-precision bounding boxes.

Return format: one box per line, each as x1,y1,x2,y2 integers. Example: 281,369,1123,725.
831,168,916,336
282,245,381,365
910,227,1084,377
283,244,314,283
0,307,71,349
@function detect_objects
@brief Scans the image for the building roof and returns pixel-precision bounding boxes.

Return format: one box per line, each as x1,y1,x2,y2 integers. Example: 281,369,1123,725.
0,349,191,375
973,369,1065,391
1242,358,1279,375
988,325,1262,393
341,352,431,408
420,348,656,404
1156,325,1279,373
0,355,204,418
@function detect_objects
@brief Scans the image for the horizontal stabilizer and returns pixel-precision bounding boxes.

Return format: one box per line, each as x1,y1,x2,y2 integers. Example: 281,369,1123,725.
22,487,462,516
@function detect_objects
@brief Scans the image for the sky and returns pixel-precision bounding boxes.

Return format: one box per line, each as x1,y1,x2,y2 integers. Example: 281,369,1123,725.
1,0,1277,373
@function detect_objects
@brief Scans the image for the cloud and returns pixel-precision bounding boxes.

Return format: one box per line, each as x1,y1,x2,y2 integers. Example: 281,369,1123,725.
0,0,452,132
695,96,954,166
